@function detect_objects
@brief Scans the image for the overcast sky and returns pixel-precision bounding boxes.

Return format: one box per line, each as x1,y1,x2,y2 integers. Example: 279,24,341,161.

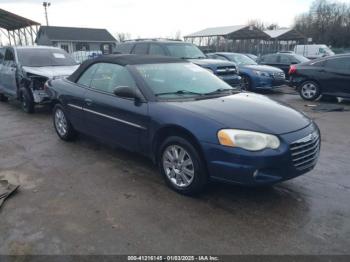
0,0,346,39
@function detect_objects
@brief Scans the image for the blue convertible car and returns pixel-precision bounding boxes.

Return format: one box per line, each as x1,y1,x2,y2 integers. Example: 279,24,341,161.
207,52,287,91
47,55,320,195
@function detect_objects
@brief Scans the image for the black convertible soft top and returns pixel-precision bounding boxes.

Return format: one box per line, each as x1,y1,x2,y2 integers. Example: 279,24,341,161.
68,54,186,83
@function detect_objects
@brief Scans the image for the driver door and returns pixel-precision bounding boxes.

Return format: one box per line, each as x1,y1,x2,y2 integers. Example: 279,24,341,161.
83,63,149,152
1,48,17,96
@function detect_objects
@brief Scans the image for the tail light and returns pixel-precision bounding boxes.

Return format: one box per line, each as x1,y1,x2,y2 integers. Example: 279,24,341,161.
289,65,297,75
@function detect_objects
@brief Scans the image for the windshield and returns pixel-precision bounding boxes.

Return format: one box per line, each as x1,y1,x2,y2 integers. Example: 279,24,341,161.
134,63,236,99
17,48,78,67
165,43,206,59
225,54,257,65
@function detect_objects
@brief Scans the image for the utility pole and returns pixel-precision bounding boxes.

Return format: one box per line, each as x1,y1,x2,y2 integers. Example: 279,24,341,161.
43,2,51,26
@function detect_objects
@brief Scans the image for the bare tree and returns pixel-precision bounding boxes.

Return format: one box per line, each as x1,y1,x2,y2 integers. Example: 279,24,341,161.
294,0,350,48
248,19,280,31
114,32,131,42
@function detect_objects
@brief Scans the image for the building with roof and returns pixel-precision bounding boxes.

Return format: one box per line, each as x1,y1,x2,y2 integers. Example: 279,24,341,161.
35,26,117,54
184,25,308,55
0,8,40,46
264,28,306,53
184,25,270,54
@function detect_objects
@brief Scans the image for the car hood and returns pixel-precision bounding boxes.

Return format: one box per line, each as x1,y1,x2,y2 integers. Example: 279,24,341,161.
169,93,310,135
188,58,236,68
22,65,79,79
242,64,283,73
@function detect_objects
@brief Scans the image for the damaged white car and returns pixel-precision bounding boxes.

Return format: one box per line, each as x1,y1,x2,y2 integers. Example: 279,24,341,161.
0,46,79,113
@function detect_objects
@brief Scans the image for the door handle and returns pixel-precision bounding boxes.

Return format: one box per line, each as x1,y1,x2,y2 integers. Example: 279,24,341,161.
85,98,93,106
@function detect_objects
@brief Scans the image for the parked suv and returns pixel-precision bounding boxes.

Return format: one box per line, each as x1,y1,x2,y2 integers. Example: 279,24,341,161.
289,54,350,101
0,46,79,113
115,39,241,87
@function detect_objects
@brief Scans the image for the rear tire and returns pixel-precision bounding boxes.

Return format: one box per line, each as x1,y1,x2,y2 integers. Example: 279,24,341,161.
299,81,321,101
19,87,35,113
0,93,8,102
53,104,77,141
158,136,208,195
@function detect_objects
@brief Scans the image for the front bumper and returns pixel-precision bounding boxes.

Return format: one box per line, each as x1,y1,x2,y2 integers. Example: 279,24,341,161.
32,89,51,104
201,124,320,186
252,77,287,90
218,75,242,87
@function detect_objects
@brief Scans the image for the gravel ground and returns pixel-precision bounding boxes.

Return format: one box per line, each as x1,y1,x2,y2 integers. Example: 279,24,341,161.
0,87,349,255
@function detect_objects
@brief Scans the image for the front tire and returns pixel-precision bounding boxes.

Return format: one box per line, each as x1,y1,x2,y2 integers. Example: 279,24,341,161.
0,93,8,102
158,136,208,195
241,75,252,91
299,81,321,101
19,87,35,113
53,104,77,141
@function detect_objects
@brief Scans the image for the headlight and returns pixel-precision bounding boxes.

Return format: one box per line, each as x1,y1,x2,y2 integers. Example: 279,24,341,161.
217,129,280,151
254,70,271,78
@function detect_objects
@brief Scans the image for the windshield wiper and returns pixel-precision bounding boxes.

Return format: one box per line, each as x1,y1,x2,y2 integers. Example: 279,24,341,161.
204,88,236,96
155,90,203,97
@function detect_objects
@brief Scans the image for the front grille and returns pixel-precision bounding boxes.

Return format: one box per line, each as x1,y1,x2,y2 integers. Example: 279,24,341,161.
290,131,320,171
216,66,237,76
271,72,285,79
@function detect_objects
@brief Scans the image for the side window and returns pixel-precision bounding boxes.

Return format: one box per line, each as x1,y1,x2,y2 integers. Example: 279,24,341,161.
77,63,99,86
90,63,136,94
0,49,4,63
4,49,15,62
149,44,166,56
115,43,134,54
263,55,277,63
325,57,350,71
279,55,291,64
216,55,229,61
132,43,149,55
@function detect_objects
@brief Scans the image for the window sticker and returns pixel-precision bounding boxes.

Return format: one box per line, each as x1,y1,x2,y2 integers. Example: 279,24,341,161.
53,53,66,59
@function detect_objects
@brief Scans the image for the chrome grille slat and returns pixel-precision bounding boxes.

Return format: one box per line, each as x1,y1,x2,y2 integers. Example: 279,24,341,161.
216,66,237,76
293,147,319,162
290,131,320,170
290,134,319,151
294,154,319,167
291,139,320,156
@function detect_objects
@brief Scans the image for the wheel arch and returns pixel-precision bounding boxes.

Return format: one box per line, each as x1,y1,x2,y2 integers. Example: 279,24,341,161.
298,78,323,91
152,125,206,165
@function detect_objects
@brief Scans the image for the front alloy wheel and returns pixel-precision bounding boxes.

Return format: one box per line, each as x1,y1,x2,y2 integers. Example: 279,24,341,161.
53,104,77,141
299,81,321,101
159,136,208,195
162,145,195,188
241,75,251,91
55,108,68,137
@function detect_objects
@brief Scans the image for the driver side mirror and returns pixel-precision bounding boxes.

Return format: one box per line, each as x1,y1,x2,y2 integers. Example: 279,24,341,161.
291,61,298,65
113,86,143,101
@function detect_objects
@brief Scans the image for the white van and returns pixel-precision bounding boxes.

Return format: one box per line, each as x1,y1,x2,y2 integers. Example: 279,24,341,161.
294,45,335,59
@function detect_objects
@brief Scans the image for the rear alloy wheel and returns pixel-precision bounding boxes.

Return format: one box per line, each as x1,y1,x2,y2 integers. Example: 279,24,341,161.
299,81,321,101
159,136,208,195
0,93,8,102
241,75,252,91
19,87,35,113
53,104,77,141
